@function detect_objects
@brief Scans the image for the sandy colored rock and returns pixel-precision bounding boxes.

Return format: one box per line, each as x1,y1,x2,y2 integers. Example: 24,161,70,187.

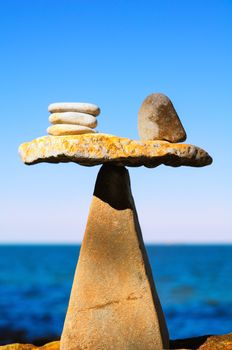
0,341,60,350
47,124,97,136
61,164,169,350
198,333,232,349
48,102,100,116
49,112,97,128
2,334,232,350
138,93,187,142
18,134,212,168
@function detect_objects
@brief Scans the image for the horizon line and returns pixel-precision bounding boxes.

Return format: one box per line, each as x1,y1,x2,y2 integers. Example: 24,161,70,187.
0,242,231,246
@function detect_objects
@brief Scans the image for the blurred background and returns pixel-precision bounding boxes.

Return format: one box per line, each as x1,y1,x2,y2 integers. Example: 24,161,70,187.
0,0,231,345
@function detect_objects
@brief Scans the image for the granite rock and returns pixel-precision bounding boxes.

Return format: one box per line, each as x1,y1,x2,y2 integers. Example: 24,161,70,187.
49,112,97,128
138,93,187,142
61,164,169,350
18,134,212,168
48,102,100,116
47,124,97,136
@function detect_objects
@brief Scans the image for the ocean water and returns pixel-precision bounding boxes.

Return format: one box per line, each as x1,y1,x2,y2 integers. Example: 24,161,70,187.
0,244,231,345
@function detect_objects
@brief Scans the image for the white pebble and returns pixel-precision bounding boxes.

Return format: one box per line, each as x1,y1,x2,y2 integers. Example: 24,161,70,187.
47,124,97,136
49,112,97,128
48,102,100,116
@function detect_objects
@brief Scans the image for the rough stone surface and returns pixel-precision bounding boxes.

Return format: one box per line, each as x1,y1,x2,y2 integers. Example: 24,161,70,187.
2,334,232,349
198,333,232,349
138,93,187,142
47,124,97,136
0,342,59,349
18,134,212,168
61,165,169,350
48,102,100,116
49,112,97,128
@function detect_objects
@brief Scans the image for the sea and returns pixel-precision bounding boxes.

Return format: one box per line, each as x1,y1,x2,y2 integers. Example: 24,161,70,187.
0,244,231,345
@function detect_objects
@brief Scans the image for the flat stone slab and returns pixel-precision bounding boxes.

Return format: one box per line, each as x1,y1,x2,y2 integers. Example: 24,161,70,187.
18,133,212,168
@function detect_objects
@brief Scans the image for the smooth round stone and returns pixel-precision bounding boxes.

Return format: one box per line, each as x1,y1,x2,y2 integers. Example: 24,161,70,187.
47,124,97,136
48,102,100,116
138,93,187,143
49,112,97,128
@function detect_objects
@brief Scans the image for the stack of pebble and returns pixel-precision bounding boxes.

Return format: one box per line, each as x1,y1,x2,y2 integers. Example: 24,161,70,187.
47,102,100,136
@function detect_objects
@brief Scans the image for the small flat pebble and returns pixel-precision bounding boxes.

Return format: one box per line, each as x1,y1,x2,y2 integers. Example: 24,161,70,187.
48,102,100,116
47,124,97,136
49,112,97,128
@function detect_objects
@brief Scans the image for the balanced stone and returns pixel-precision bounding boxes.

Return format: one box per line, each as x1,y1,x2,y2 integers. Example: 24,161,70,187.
61,164,169,350
48,102,100,116
19,134,213,168
47,124,97,136
49,112,97,128
138,93,187,143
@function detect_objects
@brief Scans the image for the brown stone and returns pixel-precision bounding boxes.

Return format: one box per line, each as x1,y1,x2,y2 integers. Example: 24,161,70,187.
138,93,187,142
61,164,169,350
18,134,212,168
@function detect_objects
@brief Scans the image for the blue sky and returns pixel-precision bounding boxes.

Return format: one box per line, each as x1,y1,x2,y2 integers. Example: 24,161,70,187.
1,0,231,243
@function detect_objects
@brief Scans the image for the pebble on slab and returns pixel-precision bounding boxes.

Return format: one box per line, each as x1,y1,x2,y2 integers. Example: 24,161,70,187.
47,124,97,136
138,93,187,143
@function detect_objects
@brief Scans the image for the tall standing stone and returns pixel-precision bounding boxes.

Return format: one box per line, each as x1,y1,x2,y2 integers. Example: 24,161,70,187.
61,164,169,350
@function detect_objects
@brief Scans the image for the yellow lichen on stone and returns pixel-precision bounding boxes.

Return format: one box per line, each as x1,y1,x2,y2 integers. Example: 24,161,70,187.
198,333,232,349
1,334,232,350
0,341,60,350
18,133,212,168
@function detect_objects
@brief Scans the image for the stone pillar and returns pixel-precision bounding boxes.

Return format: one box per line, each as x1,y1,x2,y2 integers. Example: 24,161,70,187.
61,164,169,350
